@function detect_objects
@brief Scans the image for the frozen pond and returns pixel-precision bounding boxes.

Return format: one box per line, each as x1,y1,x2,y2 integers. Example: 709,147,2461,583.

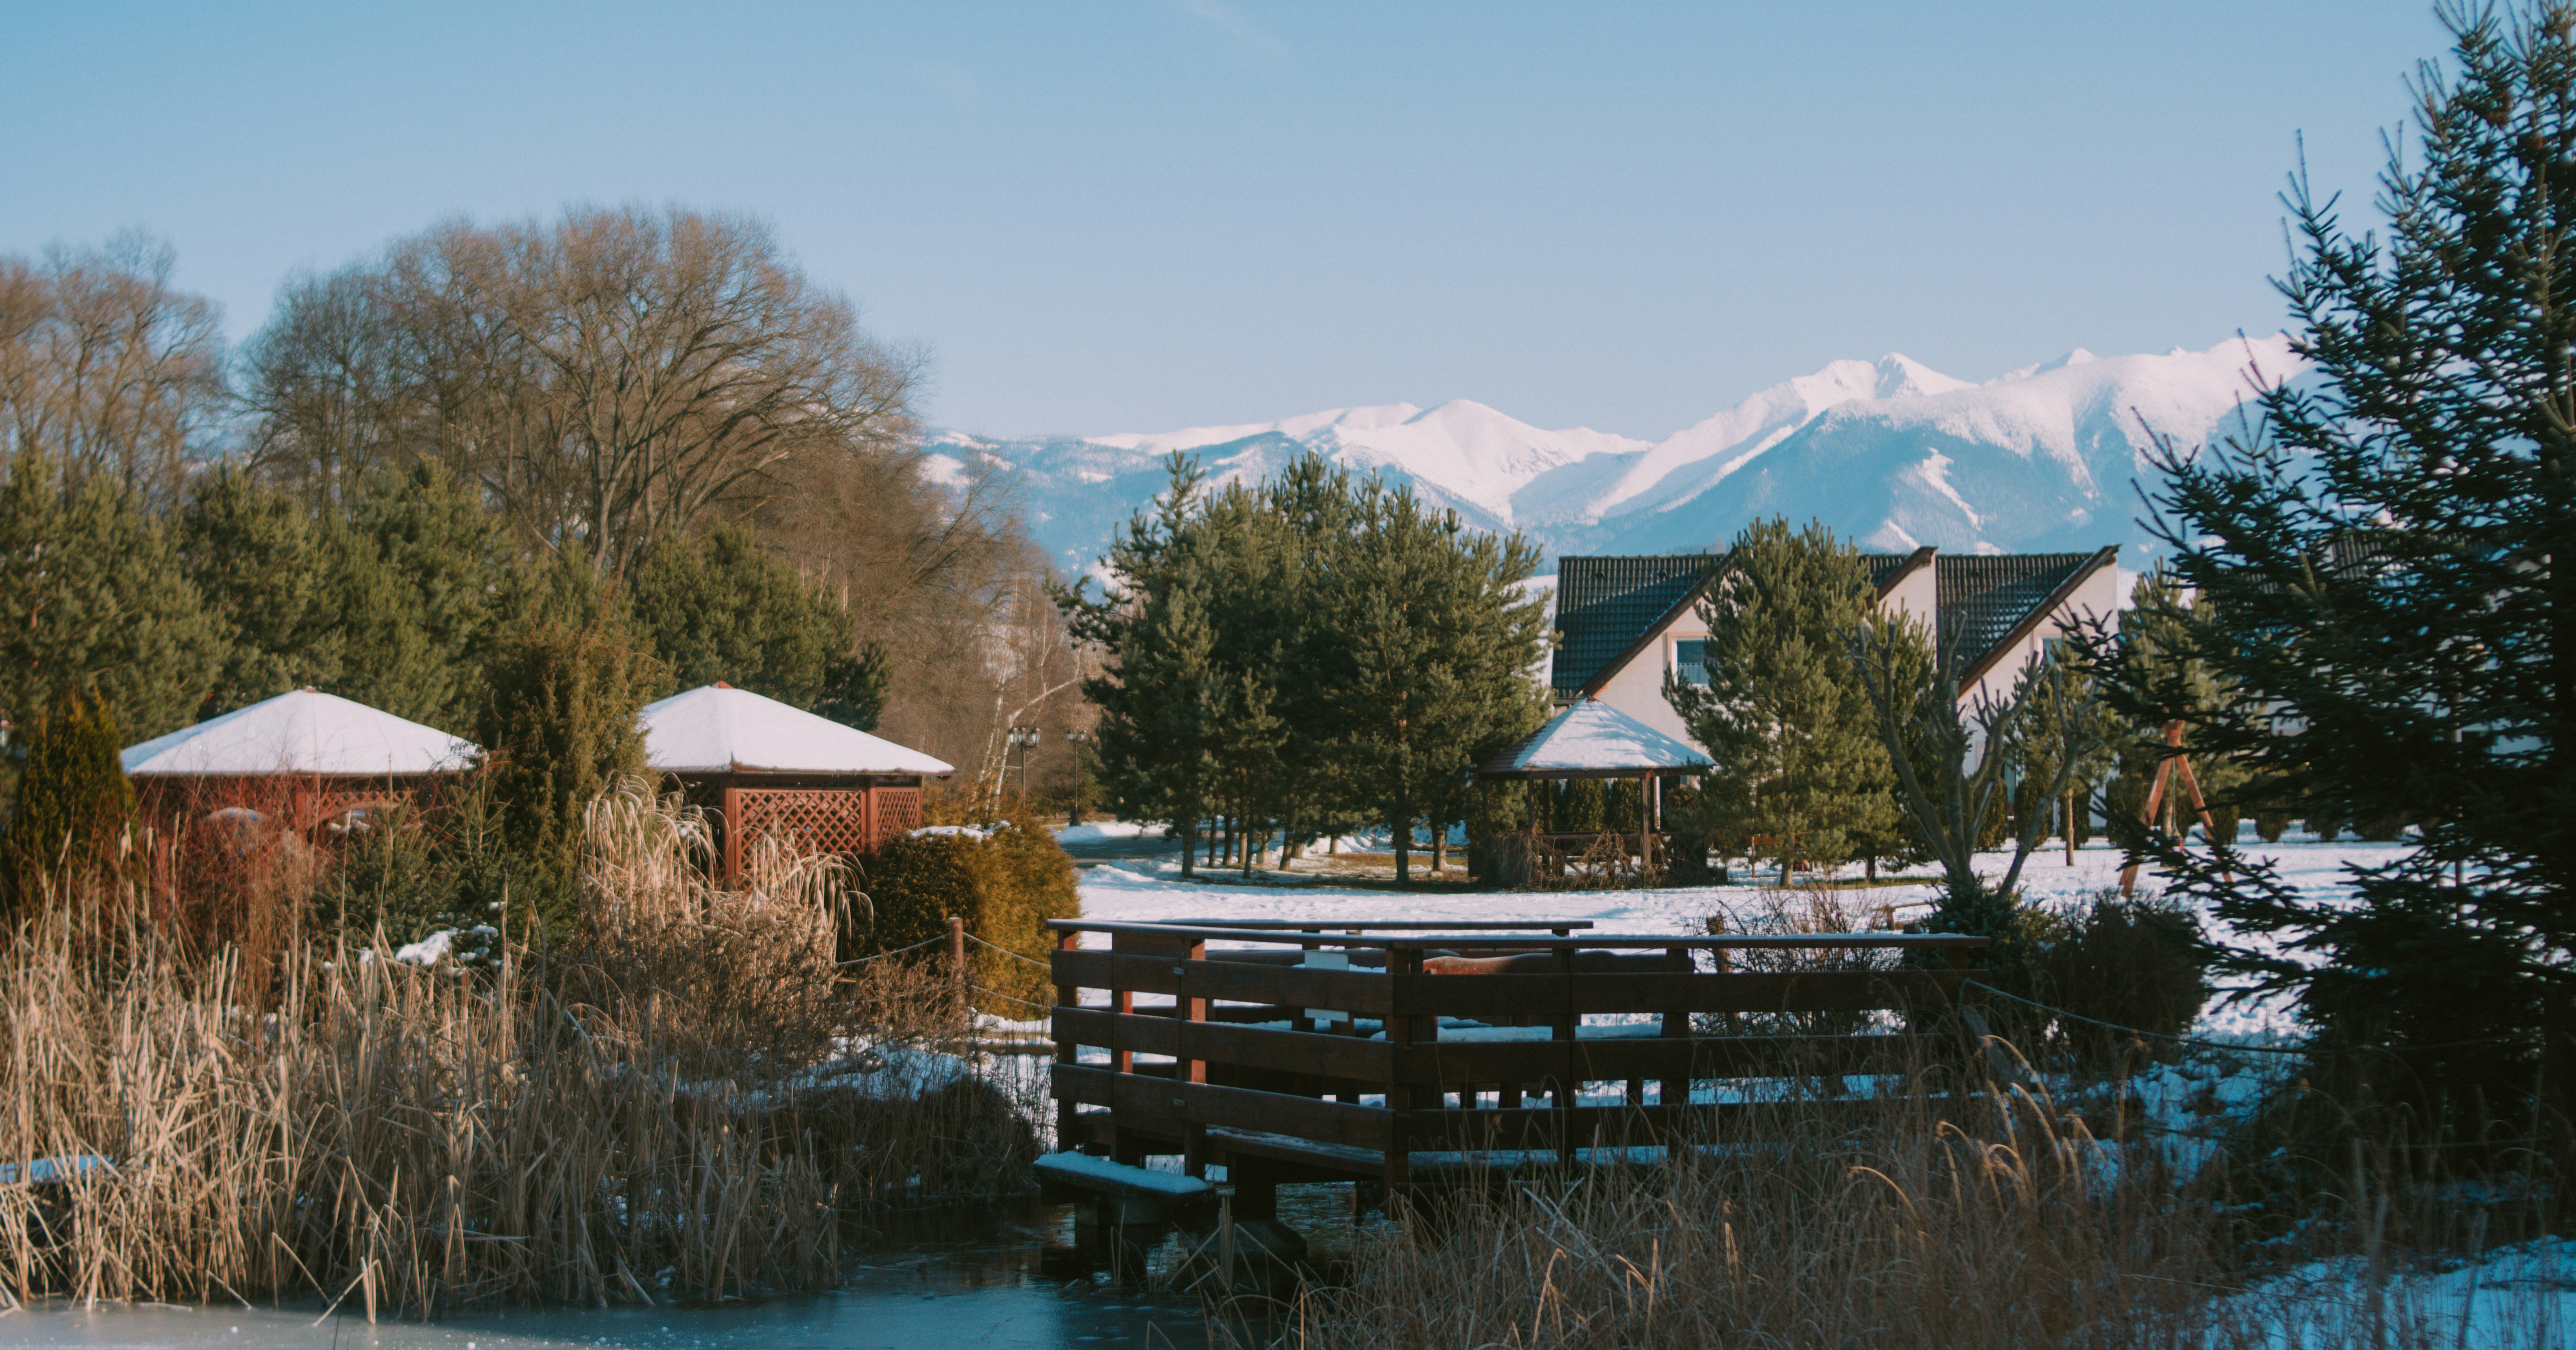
0,1199,1246,1350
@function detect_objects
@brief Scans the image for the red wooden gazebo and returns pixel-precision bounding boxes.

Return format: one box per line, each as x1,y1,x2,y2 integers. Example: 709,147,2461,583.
638,684,955,882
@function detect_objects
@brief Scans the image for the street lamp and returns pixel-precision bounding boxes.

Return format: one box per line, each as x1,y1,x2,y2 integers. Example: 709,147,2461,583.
1006,725,1041,801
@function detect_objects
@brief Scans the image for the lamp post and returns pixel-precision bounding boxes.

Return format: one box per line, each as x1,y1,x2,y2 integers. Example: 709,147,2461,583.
1006,725,1041,803
1065,729,1092,826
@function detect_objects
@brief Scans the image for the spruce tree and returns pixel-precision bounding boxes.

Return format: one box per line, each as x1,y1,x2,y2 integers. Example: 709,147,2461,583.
1669,519,1897,883
477,557,659,945
2108,1,2576,1100
333,463,517,731
3,686,138,920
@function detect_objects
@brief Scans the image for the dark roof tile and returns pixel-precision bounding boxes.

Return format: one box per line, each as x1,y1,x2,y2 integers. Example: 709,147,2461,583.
1933,553,2095,670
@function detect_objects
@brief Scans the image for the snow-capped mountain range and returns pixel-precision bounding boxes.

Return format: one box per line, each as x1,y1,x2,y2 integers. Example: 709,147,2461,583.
927,335,2300,576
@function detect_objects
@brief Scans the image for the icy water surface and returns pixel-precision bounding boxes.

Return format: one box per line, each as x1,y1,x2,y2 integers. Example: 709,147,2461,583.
0,1191,1345,1350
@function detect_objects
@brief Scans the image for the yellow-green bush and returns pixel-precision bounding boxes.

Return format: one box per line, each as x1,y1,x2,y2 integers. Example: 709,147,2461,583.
857,814,1078,1013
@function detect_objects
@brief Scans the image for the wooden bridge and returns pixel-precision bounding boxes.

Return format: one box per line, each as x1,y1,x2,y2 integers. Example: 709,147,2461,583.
1044,918,1992,1219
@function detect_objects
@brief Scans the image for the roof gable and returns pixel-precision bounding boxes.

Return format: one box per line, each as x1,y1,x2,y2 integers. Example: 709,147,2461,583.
1550,545,2113,702
1549,555,1716,695
1935,552,2094,670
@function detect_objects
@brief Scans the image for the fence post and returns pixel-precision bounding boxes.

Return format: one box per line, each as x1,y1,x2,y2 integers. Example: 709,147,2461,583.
1384,944,1423,1195
1052,928,1080,1151
1182,937,1210,1177
948,916,966,1024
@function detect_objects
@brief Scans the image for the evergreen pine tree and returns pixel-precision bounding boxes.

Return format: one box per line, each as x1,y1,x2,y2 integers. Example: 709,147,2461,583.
477,557,659,945
176,467,342,716
1062,456,1230,877
2107,2,2576,1100
1669,519,1897,883
1320,481,1549,884
333,463,517,731
0,454,226,742
3,686,138,920
628,522,890,727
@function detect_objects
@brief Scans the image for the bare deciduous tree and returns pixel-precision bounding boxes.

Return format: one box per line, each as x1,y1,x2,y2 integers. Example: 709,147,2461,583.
243,206,920,570
0,233,227,504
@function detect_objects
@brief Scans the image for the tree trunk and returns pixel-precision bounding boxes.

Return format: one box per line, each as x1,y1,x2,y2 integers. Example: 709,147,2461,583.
1393,804,1411,885
1431,817,1446,873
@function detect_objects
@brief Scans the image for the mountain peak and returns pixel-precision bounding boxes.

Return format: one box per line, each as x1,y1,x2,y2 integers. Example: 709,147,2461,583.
1871,354,1970,401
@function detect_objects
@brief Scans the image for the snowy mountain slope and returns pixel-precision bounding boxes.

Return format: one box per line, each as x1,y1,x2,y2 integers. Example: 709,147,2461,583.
1585,336,2297,557
937,335,2303,575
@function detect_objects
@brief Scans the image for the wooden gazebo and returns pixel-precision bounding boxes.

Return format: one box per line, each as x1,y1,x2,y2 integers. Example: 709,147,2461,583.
1475,698,1714,883
122,687,481,837
638,684,954,882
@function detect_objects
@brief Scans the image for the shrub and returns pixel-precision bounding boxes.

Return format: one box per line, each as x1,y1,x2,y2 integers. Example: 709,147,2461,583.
2036,890,2213,1060
857,810,1079,1011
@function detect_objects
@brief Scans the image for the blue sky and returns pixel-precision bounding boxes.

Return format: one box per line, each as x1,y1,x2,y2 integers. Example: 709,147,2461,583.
3,2,2444,439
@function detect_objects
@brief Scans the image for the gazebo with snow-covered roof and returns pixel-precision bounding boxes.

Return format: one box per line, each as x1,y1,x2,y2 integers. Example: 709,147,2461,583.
122,686,481,836
639,683,954,880
1475,698,1713,882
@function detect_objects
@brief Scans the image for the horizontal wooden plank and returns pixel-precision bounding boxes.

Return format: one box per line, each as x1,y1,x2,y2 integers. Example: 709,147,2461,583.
1206,1127,1388,1179
1054,1009,1393,1079
1051,1065,1396,1151
1179,961,1395,1015
1051,919,1988,953
1051,950,1181,996
1051,951,1396,1014
1389,969,1976,1017
1401,1099,1896,1148
1051,1006,1177,1057
1396,1033,1935,1084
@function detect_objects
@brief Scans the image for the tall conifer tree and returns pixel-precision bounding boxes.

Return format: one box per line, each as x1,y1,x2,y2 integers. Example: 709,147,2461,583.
1668,520,1896,882
2108,1,2576,1098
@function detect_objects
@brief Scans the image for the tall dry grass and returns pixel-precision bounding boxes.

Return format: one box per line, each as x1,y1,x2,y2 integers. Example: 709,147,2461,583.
1237,1082,2566,1350
0,785,1041,1316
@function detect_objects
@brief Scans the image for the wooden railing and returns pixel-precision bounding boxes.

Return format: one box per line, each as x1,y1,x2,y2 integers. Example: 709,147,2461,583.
1046,919,1992,1205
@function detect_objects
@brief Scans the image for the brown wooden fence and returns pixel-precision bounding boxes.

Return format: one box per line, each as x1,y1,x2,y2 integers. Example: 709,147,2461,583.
1047,918,1991,1210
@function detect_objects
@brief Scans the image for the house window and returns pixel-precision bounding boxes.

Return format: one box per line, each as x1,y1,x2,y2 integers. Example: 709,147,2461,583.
1674,639,1711,686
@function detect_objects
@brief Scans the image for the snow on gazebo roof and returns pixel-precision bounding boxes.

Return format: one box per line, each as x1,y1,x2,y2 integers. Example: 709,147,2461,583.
639,684,953,777
121,689,479,777
1476,698,1714,779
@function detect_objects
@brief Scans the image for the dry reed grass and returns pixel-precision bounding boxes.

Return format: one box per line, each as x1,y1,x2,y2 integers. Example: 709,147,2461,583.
1230,1082,2563,1350
0,785,1042,1316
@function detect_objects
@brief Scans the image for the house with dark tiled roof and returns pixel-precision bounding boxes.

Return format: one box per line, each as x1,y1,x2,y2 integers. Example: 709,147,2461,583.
1550,545,2121,752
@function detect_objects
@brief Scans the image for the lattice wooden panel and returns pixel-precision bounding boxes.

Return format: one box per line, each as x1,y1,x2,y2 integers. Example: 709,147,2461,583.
738,789,872,860
871,787,922,844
